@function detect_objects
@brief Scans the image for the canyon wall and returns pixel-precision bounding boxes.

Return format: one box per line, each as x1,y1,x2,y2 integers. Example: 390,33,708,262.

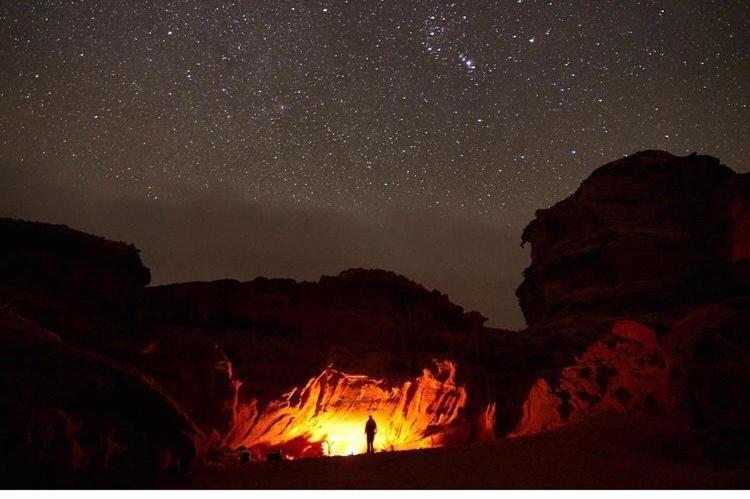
118,270,493,457
1,150,749,484
518,150,749,324
0,220,495,482
0,222,196,487
510,151,750,460
224,360,472,458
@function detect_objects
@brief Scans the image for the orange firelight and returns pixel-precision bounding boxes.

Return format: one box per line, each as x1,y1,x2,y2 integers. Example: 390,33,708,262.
224,360,474,459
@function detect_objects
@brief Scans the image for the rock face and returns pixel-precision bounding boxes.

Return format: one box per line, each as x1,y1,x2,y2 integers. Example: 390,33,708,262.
119,269,484,442
0,218,149,303
118,270,493,456
0,219,196,487
509,320,668,437
661,299,750,461
2,149,749,485
224,360,472,459
0,218,495,481
0,219,150,347
0,307,199,488
512,151,750,460
517,151,744,325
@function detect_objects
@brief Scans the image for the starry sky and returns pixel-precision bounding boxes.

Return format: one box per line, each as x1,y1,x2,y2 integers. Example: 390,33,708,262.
1,1,748,328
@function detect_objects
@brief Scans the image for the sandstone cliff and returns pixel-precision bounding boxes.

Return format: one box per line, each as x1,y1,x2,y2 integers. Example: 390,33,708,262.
517,150,745,325
510,151,750,460
0,306,199,488
117,270,493,455
1,149,749,484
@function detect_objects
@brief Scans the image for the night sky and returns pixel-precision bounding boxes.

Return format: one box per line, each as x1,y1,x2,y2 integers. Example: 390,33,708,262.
1,1,748,328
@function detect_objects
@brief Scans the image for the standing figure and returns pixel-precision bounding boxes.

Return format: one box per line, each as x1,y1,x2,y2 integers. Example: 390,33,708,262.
365,415,377,454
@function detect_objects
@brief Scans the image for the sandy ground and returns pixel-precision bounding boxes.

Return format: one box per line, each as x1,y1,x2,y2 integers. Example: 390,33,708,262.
169,414,750,489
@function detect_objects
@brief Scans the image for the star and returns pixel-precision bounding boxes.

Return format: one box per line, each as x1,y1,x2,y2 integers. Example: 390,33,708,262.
0,0,747,327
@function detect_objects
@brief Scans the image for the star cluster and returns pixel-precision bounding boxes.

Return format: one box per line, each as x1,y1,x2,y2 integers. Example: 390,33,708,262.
2,0,748,216
0,1,748,326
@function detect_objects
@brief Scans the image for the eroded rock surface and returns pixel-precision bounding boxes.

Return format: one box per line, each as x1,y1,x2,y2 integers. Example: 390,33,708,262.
0,307,199,488
0,218,496,483
2,149,750,484
517,150,745,325
510,320,668,436
511,151,750,459
114,269,495,456
224,360,475,459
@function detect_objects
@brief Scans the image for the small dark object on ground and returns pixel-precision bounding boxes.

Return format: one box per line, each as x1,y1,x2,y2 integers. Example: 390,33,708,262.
240,451,251,463
266,451,284,462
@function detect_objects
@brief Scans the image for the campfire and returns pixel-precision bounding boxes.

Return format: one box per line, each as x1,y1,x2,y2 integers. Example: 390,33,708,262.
224,360,481,459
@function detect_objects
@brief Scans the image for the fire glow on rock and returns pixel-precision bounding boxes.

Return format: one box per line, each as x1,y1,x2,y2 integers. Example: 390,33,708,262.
224,360,474,458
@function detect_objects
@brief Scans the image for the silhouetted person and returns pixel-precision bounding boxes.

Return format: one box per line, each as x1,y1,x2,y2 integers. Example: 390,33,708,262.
365,415,377,453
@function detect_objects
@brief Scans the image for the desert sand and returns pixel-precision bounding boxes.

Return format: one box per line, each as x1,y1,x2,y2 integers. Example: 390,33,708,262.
170,414,750,489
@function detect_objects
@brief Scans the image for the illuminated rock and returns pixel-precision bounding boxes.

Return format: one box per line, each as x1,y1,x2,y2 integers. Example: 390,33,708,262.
4,146,750,484
511,152,750,458
224,360,474,458
126,269,490,444
510,320,668,436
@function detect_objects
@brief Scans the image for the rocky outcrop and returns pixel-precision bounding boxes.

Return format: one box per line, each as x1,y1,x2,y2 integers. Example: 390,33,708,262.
137,269,484,348
0,218,496,477
509,321,669,436
512,151,750,460
0,307,199,488
114,270,493,452
0,219,198,487
661,299,750,461
0,218,151,346
0,218,149,303
224,360,476,459
2,148,749,485
517,151,745,325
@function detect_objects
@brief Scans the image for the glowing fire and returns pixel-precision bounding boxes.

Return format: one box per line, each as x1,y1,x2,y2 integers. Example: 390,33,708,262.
224,360,470,458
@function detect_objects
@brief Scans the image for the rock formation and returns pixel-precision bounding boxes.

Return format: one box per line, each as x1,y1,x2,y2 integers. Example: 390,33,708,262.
224,360,473,459
518,150,744,325
0,220,199,487
0,219,494,483
0,219,149,347
509,320,668,437
0,303,198,488
122,271,489,442
1,149,749,485
511,151,750,460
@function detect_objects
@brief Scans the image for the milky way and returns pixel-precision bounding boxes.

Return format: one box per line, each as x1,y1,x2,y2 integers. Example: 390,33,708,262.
1,1,748,327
